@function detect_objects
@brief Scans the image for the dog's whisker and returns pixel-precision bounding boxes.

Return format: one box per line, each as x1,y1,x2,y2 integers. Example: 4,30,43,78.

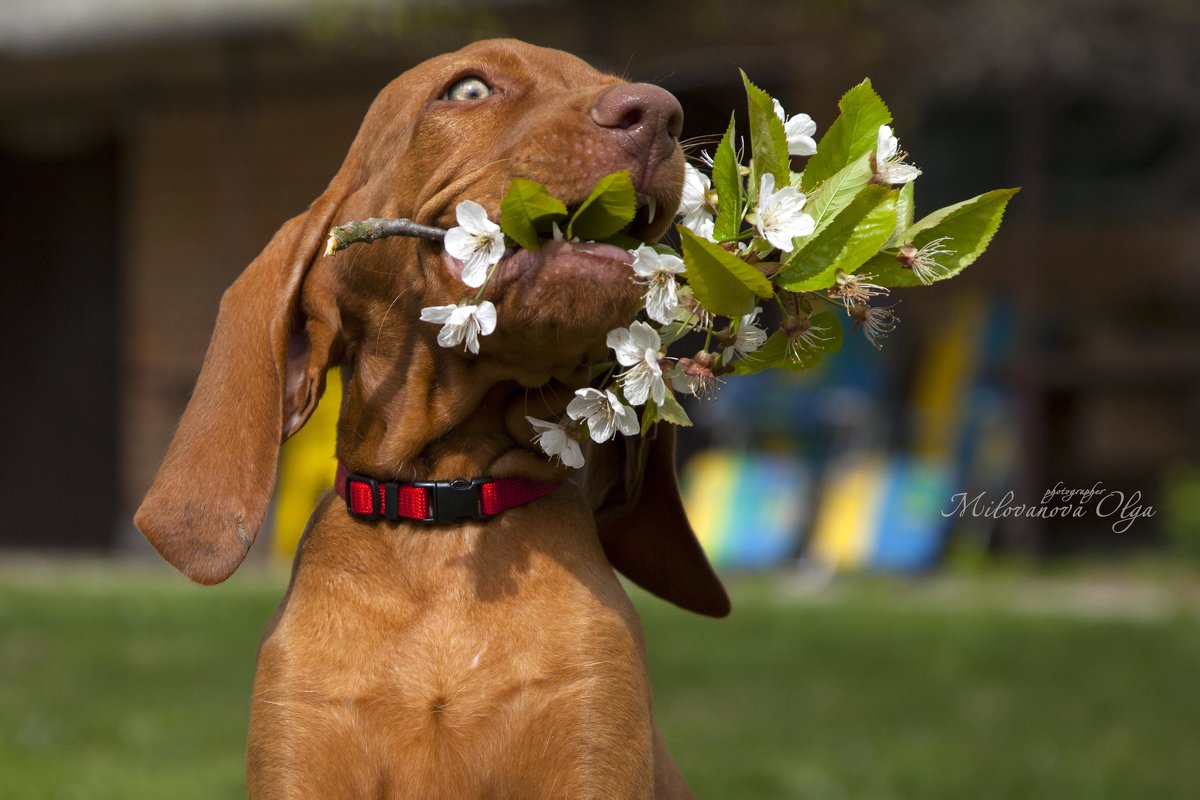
374,288,411,357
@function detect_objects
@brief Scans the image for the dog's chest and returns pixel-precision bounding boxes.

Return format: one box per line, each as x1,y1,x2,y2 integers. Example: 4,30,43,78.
252,495,651,774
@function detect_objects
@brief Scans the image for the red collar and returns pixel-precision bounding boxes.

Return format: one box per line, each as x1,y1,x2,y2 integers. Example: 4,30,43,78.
335,463,559,524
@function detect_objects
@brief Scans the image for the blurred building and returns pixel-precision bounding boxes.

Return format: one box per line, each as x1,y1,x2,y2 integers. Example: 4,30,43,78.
1,0,1197,560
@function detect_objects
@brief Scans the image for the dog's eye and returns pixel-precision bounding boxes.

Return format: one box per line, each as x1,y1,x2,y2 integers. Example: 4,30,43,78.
444,77,492,102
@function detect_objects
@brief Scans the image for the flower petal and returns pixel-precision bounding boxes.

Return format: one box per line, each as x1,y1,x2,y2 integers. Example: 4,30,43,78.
644,286,677,325
880,164,922,185
419,304,457,323
443,226,477,262
614,405,639,436
759,172,777,199
436,321,466,349
566,388,603,420
628,320,662,354
455,200,492,233
650,374,667,406
606,327,641,366
876,125,897,161
474,301,497,335
559,438,585,469
679,163,710,220
587,412,616,443
526,416,557,433
459,251,491,288
629,245,661,278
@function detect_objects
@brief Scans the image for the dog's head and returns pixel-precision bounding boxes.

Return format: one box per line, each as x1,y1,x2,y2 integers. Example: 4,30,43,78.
135,39,729,618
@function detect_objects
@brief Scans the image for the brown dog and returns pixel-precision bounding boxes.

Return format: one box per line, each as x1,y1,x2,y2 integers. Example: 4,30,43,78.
135,39,730,799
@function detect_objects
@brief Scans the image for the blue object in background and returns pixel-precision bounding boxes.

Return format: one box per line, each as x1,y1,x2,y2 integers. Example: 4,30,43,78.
869,458,956,571
683,452,811,569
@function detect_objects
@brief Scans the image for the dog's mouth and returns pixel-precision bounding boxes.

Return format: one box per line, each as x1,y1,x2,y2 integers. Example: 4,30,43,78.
439,189,671,293
517,190,665,250
495,193,660,289
494,237,633,292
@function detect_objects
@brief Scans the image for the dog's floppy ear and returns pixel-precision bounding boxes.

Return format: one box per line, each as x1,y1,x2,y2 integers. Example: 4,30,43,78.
134,195,342,585
583,423,731,618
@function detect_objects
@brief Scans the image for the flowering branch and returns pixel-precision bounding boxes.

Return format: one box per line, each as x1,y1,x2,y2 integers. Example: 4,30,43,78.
319,72,1019,471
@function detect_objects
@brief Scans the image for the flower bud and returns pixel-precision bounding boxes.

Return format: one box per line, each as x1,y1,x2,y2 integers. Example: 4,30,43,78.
780,314,812,336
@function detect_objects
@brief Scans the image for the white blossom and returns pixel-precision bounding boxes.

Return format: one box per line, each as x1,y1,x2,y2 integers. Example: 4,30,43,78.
525,416,585,469
629,245,687,325
773,99,818,157
874,125,922,185
443,200,506,288
753,173,814,253
678,163,716,237
722,307,768,362
419,300,497,354
566,388,639,442
607,321,667,407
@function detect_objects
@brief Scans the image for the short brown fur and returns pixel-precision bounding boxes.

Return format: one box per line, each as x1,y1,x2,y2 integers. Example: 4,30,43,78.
136,39,728,798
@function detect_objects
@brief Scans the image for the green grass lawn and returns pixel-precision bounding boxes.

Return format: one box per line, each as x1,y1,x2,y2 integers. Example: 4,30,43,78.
2,562,1198,799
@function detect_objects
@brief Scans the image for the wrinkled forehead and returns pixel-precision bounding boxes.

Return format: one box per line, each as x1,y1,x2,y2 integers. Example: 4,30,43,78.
439,38,610,88
372,39,613,121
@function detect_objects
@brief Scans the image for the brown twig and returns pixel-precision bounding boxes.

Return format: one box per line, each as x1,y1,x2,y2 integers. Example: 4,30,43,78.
323,217,447,256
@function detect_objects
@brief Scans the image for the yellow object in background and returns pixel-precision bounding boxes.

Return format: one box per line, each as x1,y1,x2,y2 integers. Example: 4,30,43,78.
685,451,738,558
808,457,887,569
911,294,984,463
272,370,342,560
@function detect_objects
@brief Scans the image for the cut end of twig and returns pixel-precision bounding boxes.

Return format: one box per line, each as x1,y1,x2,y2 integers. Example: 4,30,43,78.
322,217,448,257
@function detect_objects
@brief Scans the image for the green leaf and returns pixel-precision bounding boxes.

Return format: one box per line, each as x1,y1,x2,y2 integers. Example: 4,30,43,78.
731,311,844,375
742,72,790,194
567,170,637,241
885,181,915,248
499,178,568,251
656,392,693,427
867,188,1020,287
711,113,743,242
801,79,891,193
639,391,693,433
775,185,898,291
731,331,787,375
792,150,873,251
640,401,658,434
678,226,774,316
787,311,845,370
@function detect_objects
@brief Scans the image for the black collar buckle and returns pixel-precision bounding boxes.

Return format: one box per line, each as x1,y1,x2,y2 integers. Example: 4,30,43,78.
411,478,492,524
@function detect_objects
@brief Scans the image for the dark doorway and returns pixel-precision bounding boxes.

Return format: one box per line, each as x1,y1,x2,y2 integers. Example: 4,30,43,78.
0,139,121,551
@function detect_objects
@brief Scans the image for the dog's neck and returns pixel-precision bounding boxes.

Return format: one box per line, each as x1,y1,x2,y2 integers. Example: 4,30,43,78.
335,335,582,484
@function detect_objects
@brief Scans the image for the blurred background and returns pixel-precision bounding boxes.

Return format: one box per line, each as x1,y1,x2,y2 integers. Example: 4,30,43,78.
2,1,1199,797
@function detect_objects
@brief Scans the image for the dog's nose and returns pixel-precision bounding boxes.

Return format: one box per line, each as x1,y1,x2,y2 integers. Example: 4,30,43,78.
590,83,684,156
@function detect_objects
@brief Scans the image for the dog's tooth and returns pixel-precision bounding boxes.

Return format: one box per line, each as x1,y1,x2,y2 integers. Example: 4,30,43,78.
646,197,657,225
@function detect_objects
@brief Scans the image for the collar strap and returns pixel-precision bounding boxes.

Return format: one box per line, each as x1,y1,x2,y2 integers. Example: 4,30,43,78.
334,463,559,524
